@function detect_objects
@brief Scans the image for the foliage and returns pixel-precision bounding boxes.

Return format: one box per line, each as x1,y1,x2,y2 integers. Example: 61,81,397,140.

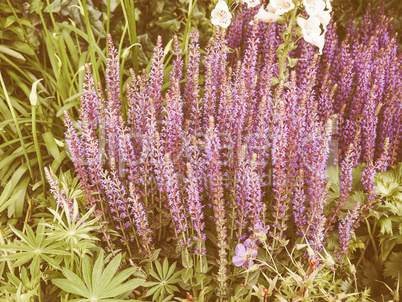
0,0,211,225
53,251,145,301
142,258,181,301
351,163,402,296
332,0,402,41
0,0,401,301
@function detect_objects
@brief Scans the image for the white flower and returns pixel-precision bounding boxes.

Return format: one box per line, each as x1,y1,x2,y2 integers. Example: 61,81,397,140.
317,9,331,28
244,0,261,8
302,0,332,29
297,16,325,54
211,0,232,28
302,0,326,16
270,0,295,15
254,4,281,23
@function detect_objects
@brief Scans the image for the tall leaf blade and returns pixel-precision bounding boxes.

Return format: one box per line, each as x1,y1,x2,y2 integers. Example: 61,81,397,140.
97,253,122,297
103,278,145,298
53,278,89,298
92,251,104,295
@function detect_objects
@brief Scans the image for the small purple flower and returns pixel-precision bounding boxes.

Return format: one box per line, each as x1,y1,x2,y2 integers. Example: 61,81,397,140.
232,239,258,267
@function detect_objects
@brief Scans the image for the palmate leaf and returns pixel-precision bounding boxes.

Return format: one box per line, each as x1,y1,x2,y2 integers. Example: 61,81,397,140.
384,252,402,280
143,258,180,301
0,219,69,269
53,251,145,301
52,269,91,297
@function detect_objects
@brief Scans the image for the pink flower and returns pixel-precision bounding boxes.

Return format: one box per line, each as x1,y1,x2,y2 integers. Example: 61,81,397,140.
232,239,258,267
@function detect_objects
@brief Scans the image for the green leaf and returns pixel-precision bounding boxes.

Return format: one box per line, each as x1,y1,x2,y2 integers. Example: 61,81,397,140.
155,259,163,280
63,268,88,292
234,285,248,297
379,218,393,235
181,268,193,283
384,252,402,279
144,283,160,297
104,278,145,297
0,45,25,61
151,249,161,262
10,41,35,56
53,278,89,297
97,254,122,296
92,251,105,294
41,254,61,270
162,258,169,279
82,256,92,293
12,252,34,267
42,132,62,163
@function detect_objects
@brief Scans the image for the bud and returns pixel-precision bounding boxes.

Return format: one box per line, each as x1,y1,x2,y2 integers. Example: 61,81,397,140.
29,79,43,106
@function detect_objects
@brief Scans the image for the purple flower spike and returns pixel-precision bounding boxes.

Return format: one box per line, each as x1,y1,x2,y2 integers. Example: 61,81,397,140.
232,239,258,267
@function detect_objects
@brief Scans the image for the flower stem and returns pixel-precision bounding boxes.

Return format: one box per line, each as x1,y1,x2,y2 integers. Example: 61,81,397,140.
277,6,298,84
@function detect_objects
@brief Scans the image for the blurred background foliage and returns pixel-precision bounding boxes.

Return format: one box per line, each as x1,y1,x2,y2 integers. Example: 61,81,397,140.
332,0,402,39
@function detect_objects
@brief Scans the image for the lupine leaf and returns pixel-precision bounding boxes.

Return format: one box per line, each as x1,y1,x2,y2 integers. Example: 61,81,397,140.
155,259,163,280
82,256,92,293
101,267,137,293
97,253,122,296
103,278,145,298
92,251,104,294
53,278,89,297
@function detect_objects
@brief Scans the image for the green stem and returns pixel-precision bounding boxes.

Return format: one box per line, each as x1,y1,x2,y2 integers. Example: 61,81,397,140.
119,221,133,258
199,253,204,290
277,7,297,84
182,0,198,67
70,238,75,272
366,218,378,261
158,192,163,242
38,279,42,302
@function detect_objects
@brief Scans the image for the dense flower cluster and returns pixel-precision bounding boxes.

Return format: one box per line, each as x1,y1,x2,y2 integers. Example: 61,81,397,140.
60,4,401,295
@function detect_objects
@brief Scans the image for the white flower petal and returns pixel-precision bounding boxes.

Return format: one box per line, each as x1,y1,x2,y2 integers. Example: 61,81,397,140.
255,6,281,22
297,16,307,28
298,15,326,54
318,9,331,28
266,3,276,13
304,15,322,36
244,0,261,8
302,0,325,16
311,34,325,54
211,0,232,28
215,0,229,12
270,0,295,15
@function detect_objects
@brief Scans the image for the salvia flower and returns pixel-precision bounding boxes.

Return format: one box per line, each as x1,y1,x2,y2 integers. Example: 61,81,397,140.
232,239,258,267
211,0,232,28
338,201,360,257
